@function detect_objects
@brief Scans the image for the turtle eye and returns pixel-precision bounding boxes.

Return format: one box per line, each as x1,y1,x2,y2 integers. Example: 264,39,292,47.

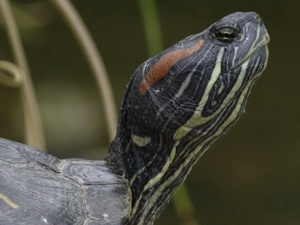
214,27,239,43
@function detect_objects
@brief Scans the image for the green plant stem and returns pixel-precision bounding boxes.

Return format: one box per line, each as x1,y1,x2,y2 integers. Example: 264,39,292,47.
173,185,200,225
136,0,199,224
49,0,117,141
0,60,23,87
0,0,46,150
137,0,163,56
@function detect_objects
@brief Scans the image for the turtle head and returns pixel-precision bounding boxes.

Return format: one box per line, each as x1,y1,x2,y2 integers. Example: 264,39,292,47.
108,12,269,225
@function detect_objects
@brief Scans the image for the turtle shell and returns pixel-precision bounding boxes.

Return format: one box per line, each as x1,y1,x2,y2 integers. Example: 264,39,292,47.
0,138,131,225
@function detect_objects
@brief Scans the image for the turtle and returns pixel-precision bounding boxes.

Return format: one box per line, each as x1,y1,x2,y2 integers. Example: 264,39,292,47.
0,11,269,225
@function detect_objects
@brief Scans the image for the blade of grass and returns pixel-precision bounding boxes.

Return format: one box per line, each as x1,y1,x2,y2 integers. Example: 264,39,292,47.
0,0,46,150
49,0,117,141
136,0,199,224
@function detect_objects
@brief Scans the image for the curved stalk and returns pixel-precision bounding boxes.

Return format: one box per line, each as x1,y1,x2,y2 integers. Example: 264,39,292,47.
0,0,46,150
0,60,23,87
49,0,117,141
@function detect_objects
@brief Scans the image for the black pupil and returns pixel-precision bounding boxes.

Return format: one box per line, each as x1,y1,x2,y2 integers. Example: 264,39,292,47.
215,27,238,43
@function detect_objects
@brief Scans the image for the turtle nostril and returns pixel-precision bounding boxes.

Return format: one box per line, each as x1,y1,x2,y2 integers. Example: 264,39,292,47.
255,15,262,23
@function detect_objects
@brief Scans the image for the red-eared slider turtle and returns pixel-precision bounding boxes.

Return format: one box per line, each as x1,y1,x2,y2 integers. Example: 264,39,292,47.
0,12,269,225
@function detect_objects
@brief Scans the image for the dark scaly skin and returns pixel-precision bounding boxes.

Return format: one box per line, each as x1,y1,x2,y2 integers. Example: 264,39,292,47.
108,12,269,225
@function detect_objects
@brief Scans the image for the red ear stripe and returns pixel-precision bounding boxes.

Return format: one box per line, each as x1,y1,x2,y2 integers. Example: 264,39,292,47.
139,39,205,95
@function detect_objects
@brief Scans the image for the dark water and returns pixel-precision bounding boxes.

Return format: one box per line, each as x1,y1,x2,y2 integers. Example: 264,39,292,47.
0,0,299,224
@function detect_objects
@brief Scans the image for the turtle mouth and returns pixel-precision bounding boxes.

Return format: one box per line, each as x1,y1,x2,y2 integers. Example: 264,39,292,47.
227,34,270,73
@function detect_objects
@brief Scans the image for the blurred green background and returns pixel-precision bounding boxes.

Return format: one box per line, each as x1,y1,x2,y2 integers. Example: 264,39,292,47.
0,0,299,225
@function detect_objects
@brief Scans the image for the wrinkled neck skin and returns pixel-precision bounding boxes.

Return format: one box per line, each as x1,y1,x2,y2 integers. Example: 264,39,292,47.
108,80,252,225
107,11,269,225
